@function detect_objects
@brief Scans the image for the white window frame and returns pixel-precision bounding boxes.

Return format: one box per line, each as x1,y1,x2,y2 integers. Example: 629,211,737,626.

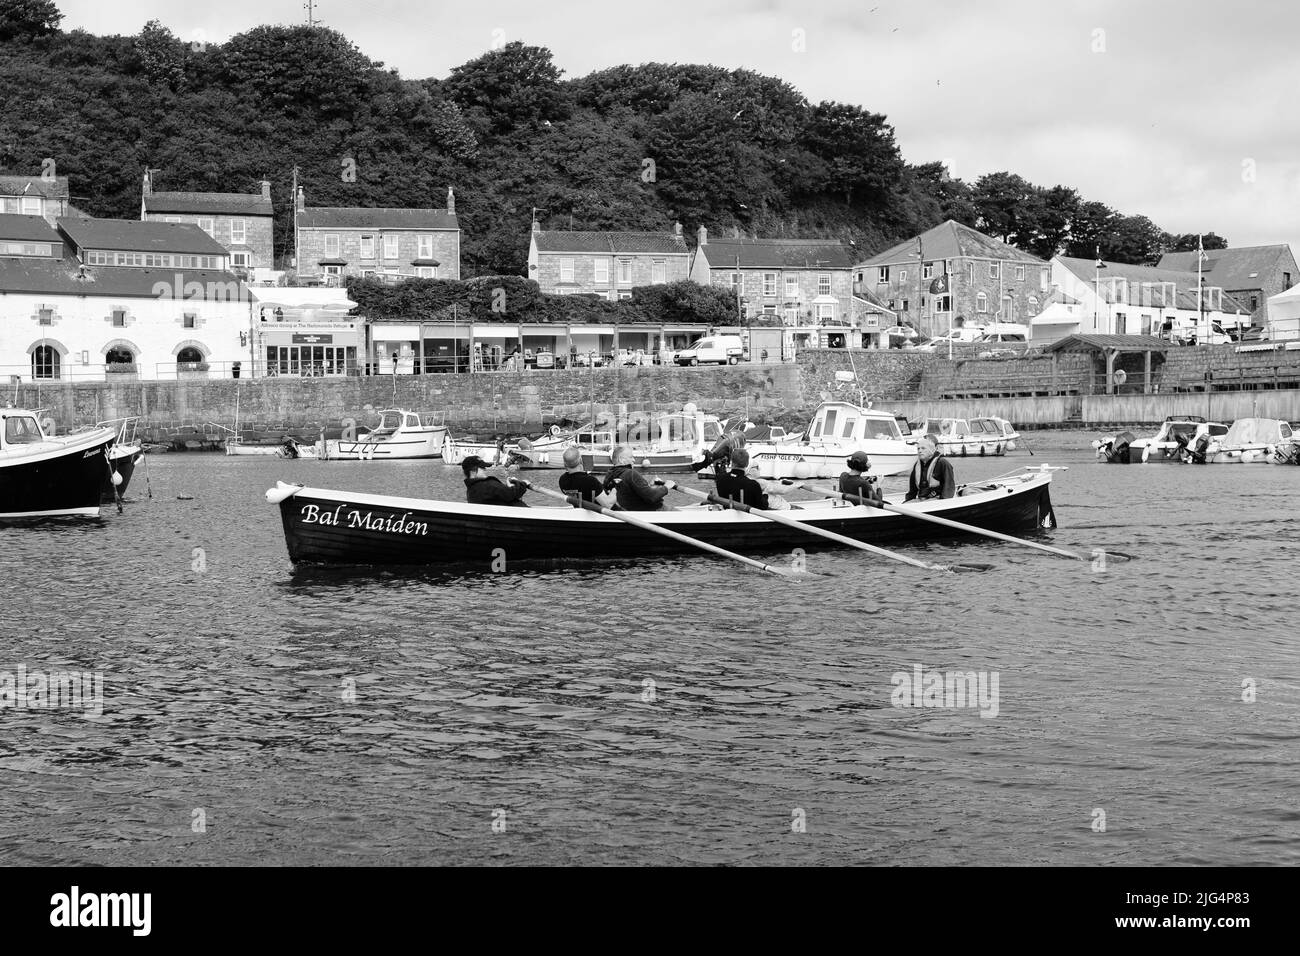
922,262,933,280
935,295,952,313
324,234,340,257
416,266,436,279
21,197,41,215
899,269,907,283
38,308,53,326
652,259,666,284
323,264,342,277
617,260,632,285
197,217,215,237
230,251,251,269
383,234,399,260
112,309,126,328
559,258,575,283
417,234,433,259
877,266,889,282
784,275,799,298
1015,265,1025,281
762,273,777,296
816,302,834,321
817,273,831,296
360,235,376,259
977,292,989,313
230,218,246,244
594,258,610,284
989,262,1000,279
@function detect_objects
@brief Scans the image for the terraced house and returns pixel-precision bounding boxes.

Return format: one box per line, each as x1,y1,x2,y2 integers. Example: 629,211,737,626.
294,187,460,283
855,220,1050,338
140,170,275,277
1157,244,1297,326
527,222,690,298
0,174,72,226
0,215,250,382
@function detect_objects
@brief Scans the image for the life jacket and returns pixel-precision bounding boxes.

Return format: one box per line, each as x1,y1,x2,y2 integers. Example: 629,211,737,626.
911,455,945,498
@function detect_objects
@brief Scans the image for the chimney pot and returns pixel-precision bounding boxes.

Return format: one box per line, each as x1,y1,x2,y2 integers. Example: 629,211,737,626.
697,225,707,247
261,180,271,201
447,186,456,214
296,186,305,212
674,221,682,237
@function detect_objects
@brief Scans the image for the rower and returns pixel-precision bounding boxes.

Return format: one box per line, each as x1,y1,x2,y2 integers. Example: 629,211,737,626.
714,449,769,509
557,446,603,504
692,423,745,477
462,455,529,507
838,451,882,505
905,435,956,502
602,446,668,511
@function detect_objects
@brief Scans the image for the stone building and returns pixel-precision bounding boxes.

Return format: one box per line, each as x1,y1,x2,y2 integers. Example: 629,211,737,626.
1157,244,1297,326
527,223,690,298
141,170,275,277
0,174,72,225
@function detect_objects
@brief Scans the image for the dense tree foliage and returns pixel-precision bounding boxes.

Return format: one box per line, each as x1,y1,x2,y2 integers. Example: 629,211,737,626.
0,7,1224,278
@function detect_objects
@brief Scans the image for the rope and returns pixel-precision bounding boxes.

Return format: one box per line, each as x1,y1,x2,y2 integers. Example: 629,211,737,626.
103,447,123,514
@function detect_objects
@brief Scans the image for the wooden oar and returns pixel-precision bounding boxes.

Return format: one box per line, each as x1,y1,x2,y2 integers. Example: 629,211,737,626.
780,477,1126,562
657,480,992,574
518,480,794,577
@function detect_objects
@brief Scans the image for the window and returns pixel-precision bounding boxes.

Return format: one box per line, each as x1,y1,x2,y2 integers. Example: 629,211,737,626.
1116,312,1127,335
323,264,341,276
841,417,857,439
823,409,838,435
763,273,776,296
33,345,59,379
976,293,988,313
164,216,181,223
0,197,16,213
652,259,666,284
559,258,574,283
1250,294,1259,311
816,302,834,321
360,235,375,259
231,251,250,269
730,272,743,291
22,197,42,215
383,234,399,260
989,263,1000,279
112,309,126,328
922,262,933,280
785,275,799,298
1041,267,1049,289
416,266,436,279
877,267,890,282
229,219,245,244
87,251,110,265
901,299,909,312
935,295,952,313
0,241,52,256
1028,295,1039,313
899,270,907,283
762,304,777,316
1015,265,1025,281
618,291,632,300
324,234,340,257
105,346,134,365
1284,272,1292,289
38,308,53,325
198,217,215,236
817,273,831,295
183,313,196,329
617,260,632,285
177,346,203,365
594,259,609,284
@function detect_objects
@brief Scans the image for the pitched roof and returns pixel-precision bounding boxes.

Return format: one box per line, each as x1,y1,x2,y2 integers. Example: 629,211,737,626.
56,217,228,256
1055,256,1251,313
1042,334,1169,354
697,238,856,269
1157,245,1296,291
859,220,1046,267
533,230,689,255
0,255,246,299
0,214,62,243
297,207,457,230
0,175,70,200
145,191,273,216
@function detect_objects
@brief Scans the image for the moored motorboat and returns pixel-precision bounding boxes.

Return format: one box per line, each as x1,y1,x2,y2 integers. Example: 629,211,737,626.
747,401,917,480
2,408,116,519
318,409,446,460
913,417,1014,457
1203,418,1296,464
580,409,725,472
442,423,605,469
226,435,320,458
1096,416,1228,464
81,417,144,500
265,467,1057,569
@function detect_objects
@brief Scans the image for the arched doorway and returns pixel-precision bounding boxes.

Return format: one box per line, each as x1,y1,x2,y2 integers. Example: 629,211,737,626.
176,346,204,366
105,346,135,366
32,345,60,379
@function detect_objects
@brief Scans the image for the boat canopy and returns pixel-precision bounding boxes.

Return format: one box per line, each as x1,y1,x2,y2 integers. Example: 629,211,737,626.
807,402,904,442
1223,418,1292,446
1,410,45,448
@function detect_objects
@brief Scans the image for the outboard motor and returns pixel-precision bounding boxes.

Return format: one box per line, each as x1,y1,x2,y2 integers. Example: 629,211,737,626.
1186,433,1211,464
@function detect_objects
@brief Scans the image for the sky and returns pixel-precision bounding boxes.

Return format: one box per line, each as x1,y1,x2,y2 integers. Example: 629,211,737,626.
57,0,1300,255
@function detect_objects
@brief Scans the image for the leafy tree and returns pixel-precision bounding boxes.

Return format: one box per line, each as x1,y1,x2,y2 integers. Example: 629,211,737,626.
133,20,185,91
971,172,1043,247
1063,201,1117,259
444,42,570,136
1162,232,1228,253
1108,214,1165,265
803,102,904,209
0,0,62,43
1028,185,1079,260
219,26,377,119
630,280,738,327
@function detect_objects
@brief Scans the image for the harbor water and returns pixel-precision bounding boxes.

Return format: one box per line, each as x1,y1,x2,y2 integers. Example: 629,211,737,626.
2,433,1296,865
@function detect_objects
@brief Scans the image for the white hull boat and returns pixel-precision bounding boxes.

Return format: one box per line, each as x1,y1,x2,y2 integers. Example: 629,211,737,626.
319,409,446,460
748,401,916,480
227,438,320,458
1203,418,1297,464
913,416,1018,457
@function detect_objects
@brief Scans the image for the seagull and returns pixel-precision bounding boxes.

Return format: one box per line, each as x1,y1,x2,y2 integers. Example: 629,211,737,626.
733,109,745,120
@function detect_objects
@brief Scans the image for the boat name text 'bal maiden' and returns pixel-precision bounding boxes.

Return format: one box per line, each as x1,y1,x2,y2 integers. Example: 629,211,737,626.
300,504,429,535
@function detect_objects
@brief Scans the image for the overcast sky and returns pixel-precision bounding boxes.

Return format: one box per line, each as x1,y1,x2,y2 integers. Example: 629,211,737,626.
58,0,1299,254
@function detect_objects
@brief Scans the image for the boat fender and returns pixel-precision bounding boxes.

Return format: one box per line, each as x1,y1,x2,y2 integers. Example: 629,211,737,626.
550,425,561,437
111,471,123,486
265,482,305,504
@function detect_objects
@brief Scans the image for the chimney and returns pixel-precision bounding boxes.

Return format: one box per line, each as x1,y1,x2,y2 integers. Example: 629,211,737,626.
261,180,271,200
674,221,682,237
532,219,541,236
697,225,707,247
447,186,456,215
296,186,305,212
142,169,152,197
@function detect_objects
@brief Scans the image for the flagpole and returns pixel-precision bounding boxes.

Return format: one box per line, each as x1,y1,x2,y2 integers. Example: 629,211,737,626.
1197,234,1205,344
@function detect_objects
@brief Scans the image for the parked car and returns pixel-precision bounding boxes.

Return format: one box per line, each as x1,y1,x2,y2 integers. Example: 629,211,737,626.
1238,326,1270,343
674,334,745,366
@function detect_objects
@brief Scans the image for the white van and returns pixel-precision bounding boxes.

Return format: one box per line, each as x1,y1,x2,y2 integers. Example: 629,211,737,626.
674,334,745,366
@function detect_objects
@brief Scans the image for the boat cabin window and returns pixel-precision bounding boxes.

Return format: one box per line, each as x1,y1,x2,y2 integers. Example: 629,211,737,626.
867,417,902,440
375,411,401,432
1209,424,1228,437
403,413,420,428
3,415,43,444
1281,423,1293,439
1168,424,1196,441
703,420,722,442
823,409,838,436
840,417,857,439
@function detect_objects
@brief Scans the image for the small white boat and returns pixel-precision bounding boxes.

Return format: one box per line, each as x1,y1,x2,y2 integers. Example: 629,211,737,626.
442,424,599,469
912,417,1015,457
1203,417,1296,464
2,408,116,519
226,436,320,458
319,409,446,460
748,401,916,480
1121,417,1227,463
580,410,724,472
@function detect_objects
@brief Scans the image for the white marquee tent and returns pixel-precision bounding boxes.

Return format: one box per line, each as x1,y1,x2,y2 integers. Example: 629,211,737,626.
1265,285,1300,339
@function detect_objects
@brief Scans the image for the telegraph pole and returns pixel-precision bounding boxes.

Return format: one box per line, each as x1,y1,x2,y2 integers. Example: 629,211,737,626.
304,0,318,26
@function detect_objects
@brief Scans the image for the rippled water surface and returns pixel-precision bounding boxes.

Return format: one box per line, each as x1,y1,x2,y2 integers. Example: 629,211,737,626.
2,433,1296,865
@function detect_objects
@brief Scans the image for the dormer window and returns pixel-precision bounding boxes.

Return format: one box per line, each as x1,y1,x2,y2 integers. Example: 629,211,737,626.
21,197,41,215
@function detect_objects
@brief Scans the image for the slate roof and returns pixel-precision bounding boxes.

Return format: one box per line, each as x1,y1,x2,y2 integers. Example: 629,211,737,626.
145,191,273,217
0,175,70,200
56,217,228,256
0,214,62,243
1157,245,1295,291
533,231,688,255
1056,256,1252,313
697,238,856,269
859,220,1046,267
1042,334,1170,354
0,256,246,299
297,207,458,230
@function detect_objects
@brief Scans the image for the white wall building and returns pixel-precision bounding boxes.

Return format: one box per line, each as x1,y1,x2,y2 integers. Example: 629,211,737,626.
0,214,251,382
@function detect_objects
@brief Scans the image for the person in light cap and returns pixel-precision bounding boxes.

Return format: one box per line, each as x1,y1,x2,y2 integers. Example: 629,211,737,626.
839,450,882,504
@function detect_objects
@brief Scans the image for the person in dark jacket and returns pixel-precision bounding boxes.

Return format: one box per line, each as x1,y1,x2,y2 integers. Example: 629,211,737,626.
838,450,882,504
602,446,668,511
462,455,528,507
905,435,956,502
714,449,769,509
691,423,746,477
557,446,603,504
